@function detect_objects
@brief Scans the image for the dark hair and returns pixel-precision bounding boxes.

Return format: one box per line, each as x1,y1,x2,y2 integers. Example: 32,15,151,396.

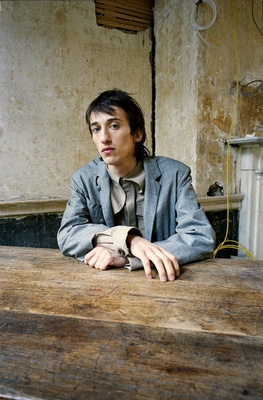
86,89,151,161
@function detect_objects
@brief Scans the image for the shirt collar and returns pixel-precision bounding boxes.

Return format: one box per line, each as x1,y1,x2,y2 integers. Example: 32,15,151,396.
107,161,145,192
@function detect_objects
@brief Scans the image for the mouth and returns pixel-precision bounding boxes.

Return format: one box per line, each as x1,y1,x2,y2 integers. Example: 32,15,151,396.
102,147,115,155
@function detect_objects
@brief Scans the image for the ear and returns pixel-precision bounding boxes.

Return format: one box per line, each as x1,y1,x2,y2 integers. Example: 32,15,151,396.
133,130,143,142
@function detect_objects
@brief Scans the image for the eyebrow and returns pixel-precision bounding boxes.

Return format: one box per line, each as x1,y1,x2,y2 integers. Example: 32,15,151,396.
90,117,122,127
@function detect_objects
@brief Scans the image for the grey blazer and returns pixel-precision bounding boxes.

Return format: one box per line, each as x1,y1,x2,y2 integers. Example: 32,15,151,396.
57,156,215,264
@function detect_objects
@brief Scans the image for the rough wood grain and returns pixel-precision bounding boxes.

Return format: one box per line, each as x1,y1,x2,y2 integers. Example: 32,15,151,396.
1,311,263,400
1,247,262,336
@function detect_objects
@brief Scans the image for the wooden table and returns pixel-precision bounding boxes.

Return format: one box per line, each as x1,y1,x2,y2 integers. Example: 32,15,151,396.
0,246,262,400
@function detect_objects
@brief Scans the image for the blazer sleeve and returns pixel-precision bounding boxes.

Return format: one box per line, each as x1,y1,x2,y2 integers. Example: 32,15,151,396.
57,175,109,261
153,166,216,265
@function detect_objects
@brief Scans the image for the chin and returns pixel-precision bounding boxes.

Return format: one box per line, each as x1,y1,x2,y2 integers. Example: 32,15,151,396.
101,155,116,165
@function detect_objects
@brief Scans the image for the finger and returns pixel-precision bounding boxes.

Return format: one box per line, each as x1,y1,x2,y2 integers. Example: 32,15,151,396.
151,257,169,282
86,254,99,268
85,247,112,269
95,255,112,270
156,249,180,279
141,257,153,279
134,245,168,281
84,249,97,265
147,251,177,282
94,249,123,270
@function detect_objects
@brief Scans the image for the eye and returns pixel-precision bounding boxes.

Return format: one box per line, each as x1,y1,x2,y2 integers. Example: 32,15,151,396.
92,126,100,134
110,123,119,130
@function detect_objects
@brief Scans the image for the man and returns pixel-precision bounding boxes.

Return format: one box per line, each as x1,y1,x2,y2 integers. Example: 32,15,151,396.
57,89,215,282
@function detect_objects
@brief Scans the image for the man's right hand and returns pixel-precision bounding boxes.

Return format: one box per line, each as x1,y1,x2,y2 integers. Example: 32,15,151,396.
84,246,128,270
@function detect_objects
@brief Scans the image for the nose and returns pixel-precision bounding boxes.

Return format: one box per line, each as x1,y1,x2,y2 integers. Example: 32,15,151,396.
100,127,111,143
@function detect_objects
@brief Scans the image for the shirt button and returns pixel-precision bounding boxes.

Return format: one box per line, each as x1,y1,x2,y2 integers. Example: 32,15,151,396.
119,249,125,256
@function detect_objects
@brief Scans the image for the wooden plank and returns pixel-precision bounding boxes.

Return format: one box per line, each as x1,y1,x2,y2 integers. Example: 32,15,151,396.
96,21,145,31
1,310,262,400
95,0,153,31
96,1,153,18
0,247,263,336
95,8,152,23
95,0,154,16
95,7,152,24
96,14,150,27
96,16,149,31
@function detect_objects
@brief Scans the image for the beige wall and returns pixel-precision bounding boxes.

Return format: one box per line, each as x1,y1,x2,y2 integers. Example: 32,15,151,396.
1,0,262,202
154,0,199,171
0,0,152,201
154,0,262,196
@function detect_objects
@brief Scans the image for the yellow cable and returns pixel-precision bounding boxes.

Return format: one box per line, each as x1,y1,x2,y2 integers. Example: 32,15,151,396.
212,0,254,260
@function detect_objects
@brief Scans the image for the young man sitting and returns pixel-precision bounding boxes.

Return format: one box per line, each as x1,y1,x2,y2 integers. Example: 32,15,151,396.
57,89,215,282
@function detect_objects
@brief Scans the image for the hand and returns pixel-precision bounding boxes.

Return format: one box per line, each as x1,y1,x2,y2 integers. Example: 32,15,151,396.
84,246,128,270
127,235,180,282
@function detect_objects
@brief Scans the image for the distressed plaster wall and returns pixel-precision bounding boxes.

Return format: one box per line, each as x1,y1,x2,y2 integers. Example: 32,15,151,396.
1,0,262,203
154,1,199,174
154,0,262,196
0,0,152,201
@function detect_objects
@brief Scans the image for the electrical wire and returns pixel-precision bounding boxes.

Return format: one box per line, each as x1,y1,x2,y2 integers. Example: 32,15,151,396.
190,0,218,47
252,0,263,37
240,79,263,98
212,0,254,260
191,0,217,30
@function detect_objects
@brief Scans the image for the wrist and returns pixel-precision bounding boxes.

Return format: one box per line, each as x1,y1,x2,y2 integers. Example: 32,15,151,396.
126,234,137,253
126,228,143,254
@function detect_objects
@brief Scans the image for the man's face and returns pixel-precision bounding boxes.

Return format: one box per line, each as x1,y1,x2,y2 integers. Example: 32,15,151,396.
90,107,142,176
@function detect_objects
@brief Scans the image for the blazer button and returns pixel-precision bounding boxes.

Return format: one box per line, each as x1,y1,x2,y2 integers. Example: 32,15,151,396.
99,219,105,224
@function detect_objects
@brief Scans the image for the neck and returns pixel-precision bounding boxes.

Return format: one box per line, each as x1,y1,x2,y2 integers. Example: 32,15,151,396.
107,159,138,178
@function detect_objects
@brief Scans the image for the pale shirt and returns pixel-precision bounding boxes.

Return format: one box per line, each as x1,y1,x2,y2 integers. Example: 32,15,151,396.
92,162,145,270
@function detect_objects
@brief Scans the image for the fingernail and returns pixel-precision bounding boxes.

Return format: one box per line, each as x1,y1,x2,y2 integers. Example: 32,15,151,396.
161,275,167,282
169,274,175,281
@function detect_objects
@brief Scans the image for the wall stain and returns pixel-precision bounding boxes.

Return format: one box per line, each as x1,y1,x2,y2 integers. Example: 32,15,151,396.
55,9,67,25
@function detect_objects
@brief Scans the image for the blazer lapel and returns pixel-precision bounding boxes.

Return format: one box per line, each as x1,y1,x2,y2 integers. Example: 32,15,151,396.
96,162,115,227
143,159,161,241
